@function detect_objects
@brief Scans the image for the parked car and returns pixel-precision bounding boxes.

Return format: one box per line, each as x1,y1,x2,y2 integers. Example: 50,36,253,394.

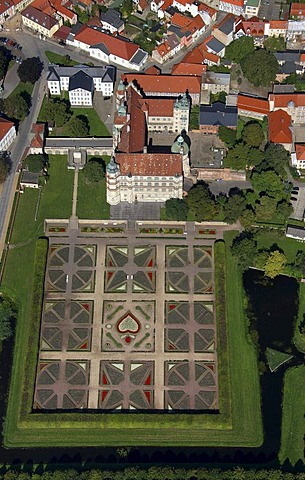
16,56,22,63
291,196,298,201
16,44,22,50
293,186,300,191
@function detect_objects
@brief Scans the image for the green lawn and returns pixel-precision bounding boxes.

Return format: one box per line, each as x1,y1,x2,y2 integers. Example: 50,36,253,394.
45,51,79,66
76,171,110,219
256,230,305,263
8,81,34,99
294,282,305,353
279,365,305,466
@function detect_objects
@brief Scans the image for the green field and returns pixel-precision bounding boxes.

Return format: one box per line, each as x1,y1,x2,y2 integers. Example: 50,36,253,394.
279,365,305,466
3,226,263,447
76,169,110,219
45,51,79,66
9,81,34,99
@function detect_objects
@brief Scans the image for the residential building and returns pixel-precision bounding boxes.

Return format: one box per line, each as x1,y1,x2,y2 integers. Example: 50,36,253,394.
0,118,16,152
141,93,191,133
106,153,184,204
244,0,261,18
234,15,267,40
0,0,32,25
268,109,293,151
237,94,269,120
204,35,226,57
287,20,305,39
199,102,238,133
100,9,124,33
29,123,45,154
47,64,115,103
152,34,181,63
121,73,201,103
265,20,288,37
198,3,217,24
286,225,305,240
219,0,244,17
292,143,305,169
290,2,305,19
269,93,305,123
171,62,206,75
67,26,148,70
21,4,62,37
20,171,39,190
213,14,235,45
201,71,230,95
182,42,220,66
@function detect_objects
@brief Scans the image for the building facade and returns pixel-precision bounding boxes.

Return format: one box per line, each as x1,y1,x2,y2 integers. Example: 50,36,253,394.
0,118,16,152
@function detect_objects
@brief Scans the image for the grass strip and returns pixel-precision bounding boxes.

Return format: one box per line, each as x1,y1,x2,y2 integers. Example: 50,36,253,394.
279,365,305,466
294,282,305,353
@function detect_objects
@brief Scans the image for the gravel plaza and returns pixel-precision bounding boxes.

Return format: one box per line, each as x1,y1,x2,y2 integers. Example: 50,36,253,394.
34,220,219,412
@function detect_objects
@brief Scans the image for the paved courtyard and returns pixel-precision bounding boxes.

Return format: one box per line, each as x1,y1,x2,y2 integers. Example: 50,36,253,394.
34,221,219,411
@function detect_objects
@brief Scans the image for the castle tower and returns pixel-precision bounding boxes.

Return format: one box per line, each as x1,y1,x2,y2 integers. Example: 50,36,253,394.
173,93,191,133
106,156,121,205
171,134,190,176
116,80,126,108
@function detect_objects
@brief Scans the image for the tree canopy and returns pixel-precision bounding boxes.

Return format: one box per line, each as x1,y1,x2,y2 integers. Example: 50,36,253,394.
0,154,10,183
218,125,237,147
24,154,46,173
83,158,105,183
225,36,255,64
231,232,257,270
4,93,29,120
251,170,285,198
263,250,287,279
0,47,10,80
224,144,249,170
264,35,286,52
186,183,219,221
242,122,265,148
241,49,278,86
165,198,189,221
0,294,16,341
67,115,89,137
44,99,71,127
17,57,43,84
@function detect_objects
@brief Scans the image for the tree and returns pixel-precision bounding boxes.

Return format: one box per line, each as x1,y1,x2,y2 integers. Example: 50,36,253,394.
223,192,246,223
0,47,9,80
239,207,255,229
262,143,290,177
277,200,293,220
17,57,43,84
186,184,219,221
0,155,10,183
241,49,278,86
231,232,257,270
263,250,287,279
242,122,264,148
224,144,249,170
0,294,16,341
4,93,29,120
247,148,264,167
255,195,277,220
44,99,71,127
83,158,105,183
225,36,255,64
165,198,189,221
264,35,285,52
67,115,89,137
24,154,46,173
120,0,133,17
218,125,237,147
251,170,285,198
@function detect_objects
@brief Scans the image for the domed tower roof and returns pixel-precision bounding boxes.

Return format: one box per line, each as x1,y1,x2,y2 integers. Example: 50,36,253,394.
106,156,119,175
117,80,126,94
288,100,295,108
171,135,189,155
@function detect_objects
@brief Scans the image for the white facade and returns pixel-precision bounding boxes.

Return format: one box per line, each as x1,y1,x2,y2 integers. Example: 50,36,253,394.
69,87,92,106
219,0,244,15
0,124,16,152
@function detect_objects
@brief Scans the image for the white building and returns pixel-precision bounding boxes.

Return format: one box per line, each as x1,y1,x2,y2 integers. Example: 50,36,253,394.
21,5,62,37
47,65,116,105
0,118,16,152
219,0,244,16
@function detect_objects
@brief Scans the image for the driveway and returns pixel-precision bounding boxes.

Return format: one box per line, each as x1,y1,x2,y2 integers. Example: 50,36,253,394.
290,187,305,220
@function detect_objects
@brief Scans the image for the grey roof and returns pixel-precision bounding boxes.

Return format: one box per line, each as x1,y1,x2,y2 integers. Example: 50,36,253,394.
273,84,295,93
202,71,230,86
21,171,39,185
100,9,124,29
47,64,116,83
199,101,238,127
217,15,234,35
71,21,84,35
45,138,112,148
130,49,148,66
168,25,191,38
167,33,179,49
279,61,303,74
286,226,305,239
206,37,225,54
69,70,94,92
90,42,110,56
275,51,301,63
22,5,57,29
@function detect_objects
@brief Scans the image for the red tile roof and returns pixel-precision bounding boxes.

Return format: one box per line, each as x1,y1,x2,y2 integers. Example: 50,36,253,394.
198,3,217,18
30,123,44,149
115,153,182,176
270,93,305,108
237,94,269,115
140,98,174,116
295,143,305,160
117,86,146,154
269,20,288,29
122,73,201,94
172,11,191,28
53,25,71,39
268,109,292,144
290,2,305,16
221,0,244,6
171,62,206,75
145,65,161,75
0,118,14,140
74,27,139,61
0,0,14,16
22,5,58,29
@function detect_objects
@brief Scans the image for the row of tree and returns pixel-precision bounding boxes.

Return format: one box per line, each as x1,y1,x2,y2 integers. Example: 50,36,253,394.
0,467,305,480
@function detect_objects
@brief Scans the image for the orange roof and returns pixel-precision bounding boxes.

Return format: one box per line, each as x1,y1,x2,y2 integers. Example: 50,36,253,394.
160,0,172,11
122,73,201,94
140,98,174,117
186,14,205,33
0,0,13,15
269,20,288,29
0,118,14,140
198,3,217,17
295,143,305,160
221,0,244,6
173,0,192,6
116,153,182,176
291,2,305,16
270,93,305,108
300,53,305,62
30,123,44,149
171,62,206,75
172,12,192,28
182,43,220,65
117,86,146,153
74,27,139,61
268,109,292,144
237,94,269,115
145,65,161,75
